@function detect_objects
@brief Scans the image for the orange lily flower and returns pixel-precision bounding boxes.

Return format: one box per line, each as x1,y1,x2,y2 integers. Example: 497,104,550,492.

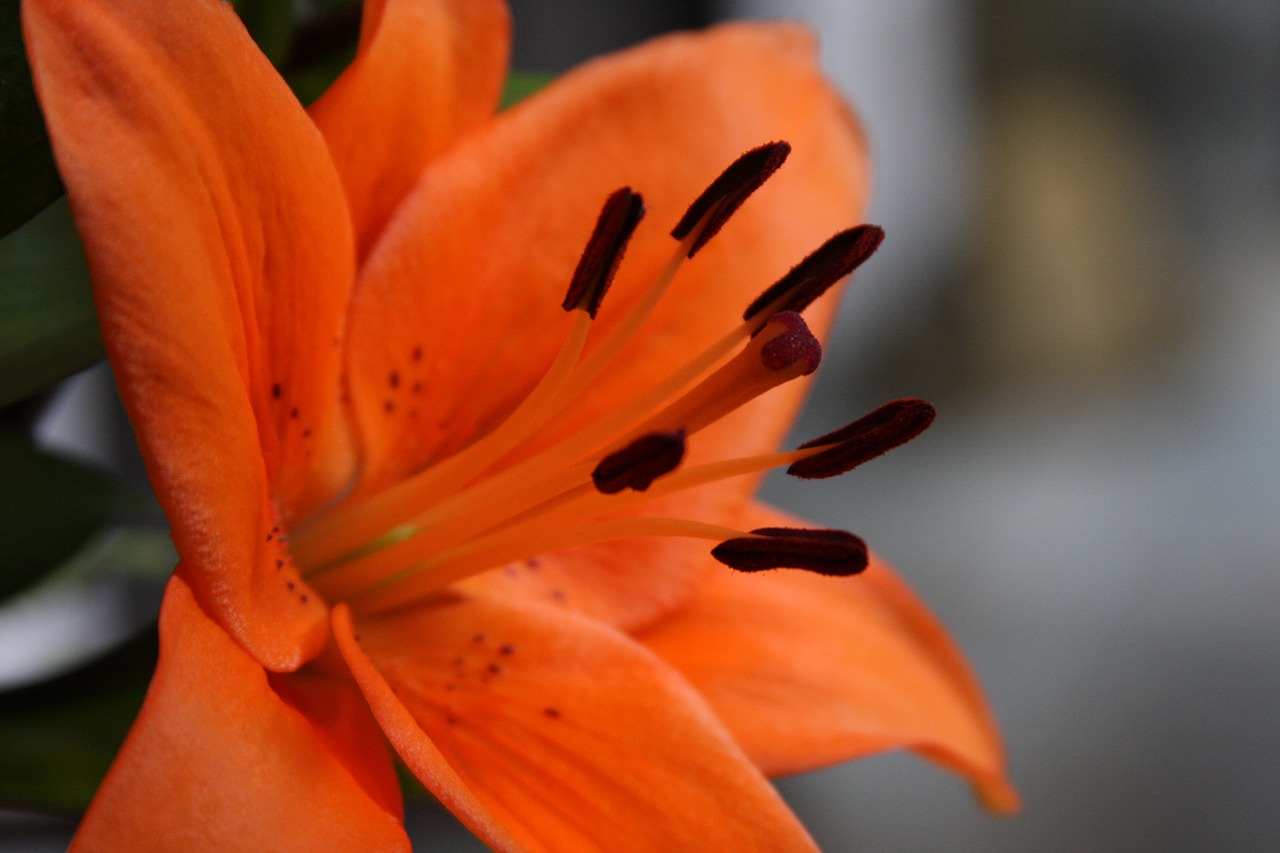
25,0,1017,849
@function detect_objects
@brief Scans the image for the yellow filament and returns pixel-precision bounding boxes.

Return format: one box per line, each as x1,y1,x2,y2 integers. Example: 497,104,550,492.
304,235,723,575
348,518,748,616
305,304,811,597
379,312,801,562
311,438,822,607
297,210,822,613
294,311,592,570
309,458,597,599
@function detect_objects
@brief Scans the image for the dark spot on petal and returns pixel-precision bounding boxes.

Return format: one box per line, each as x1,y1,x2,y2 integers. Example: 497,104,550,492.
287,581,295,591
266,532,273,541
473,634,485,644
289,407,300,419
411,346,423,362
384,400,395,413
272,383,282,399
389,371,400,388
276,559,284,568
453,656,464,666
543,707,562,719
300,594,309,603
303,428,312,438
412,381,423,393
551,588,566,602
499,644,514,655
487,663,501,674
526,558,541,570
445,713,457,725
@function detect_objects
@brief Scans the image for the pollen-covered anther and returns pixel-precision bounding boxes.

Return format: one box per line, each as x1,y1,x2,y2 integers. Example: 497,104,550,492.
743,224,885,324
591,429,687,494
671,141,791,258
788,398,936,479
562,187,646,318
711,527,868,576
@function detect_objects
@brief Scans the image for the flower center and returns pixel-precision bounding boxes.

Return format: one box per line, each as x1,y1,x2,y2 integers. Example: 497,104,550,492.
287,142,931,617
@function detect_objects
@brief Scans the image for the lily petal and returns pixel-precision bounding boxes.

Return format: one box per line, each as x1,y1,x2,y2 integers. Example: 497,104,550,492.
309,0,510,261
334,596,820,852
346,21,868,494
640,504,1020,814
24,0,357,668
72,576,408,852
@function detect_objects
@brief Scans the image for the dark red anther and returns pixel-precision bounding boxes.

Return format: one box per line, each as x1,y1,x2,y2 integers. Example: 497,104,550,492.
743,225,885,321
671,141,791,258
592,430,687,494
562,188,646,318
711,527,868,576
788,398,936,479
759,311,822,375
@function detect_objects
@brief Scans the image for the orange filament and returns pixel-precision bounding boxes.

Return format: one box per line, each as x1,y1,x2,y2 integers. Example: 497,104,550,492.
300,305,824,602
283,143,907,618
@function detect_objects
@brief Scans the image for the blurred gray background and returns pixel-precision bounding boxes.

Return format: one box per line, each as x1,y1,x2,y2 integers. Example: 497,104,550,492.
6,1,1278,850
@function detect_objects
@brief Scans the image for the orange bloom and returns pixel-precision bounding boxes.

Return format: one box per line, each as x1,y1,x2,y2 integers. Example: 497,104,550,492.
24,0,1016,849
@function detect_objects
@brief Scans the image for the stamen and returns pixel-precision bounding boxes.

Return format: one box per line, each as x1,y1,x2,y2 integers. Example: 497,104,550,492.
591,430,686,494
291,145,919,619
561,188,646,318
788,398,935,479
711,527,868,575
310,314,823,602
743,225,885,322
671,141,791,258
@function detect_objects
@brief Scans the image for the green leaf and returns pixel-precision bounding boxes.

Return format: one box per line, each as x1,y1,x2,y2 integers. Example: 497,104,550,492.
0,684,146,812
0,199,102,406
0,0,64,237
501,70,555,110
0,430,116,600
232,0,297,66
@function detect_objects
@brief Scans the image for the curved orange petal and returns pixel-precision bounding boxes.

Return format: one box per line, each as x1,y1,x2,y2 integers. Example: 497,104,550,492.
72,576,408,852
639,504,1019,814
334,596,820,852
24,0,357,668
309,0,510,261
346,21,868,494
